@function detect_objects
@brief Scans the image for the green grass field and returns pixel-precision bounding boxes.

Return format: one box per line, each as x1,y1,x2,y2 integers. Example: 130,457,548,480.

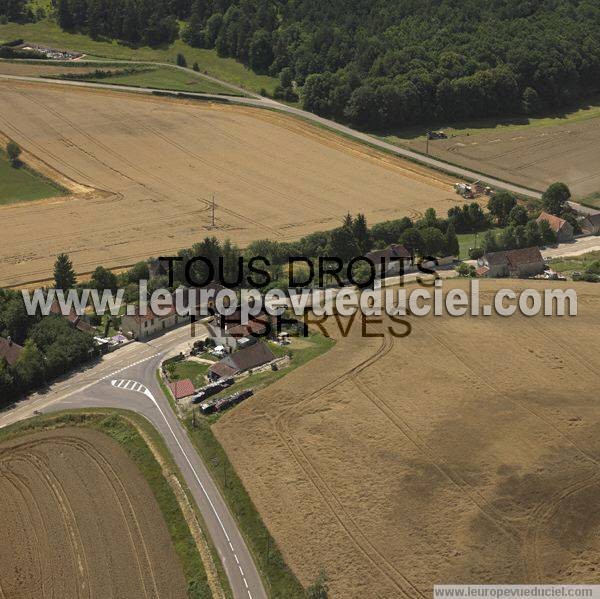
549,250,600,274
381,96,600,143
0,410,214,599
167,360,209,388
80,65,242,95
0,154,64,204
457,227,506,259
580,192,600,210
0,20,279,94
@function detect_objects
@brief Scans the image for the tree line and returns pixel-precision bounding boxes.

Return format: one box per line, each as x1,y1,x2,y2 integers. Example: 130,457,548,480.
48,0,600,129
0,181,572,404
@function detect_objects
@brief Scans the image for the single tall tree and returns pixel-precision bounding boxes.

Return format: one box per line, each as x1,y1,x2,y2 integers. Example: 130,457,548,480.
54,253,76,290
352,213,371,254
487,191,516,226
542,182,571,216
444,222,460,256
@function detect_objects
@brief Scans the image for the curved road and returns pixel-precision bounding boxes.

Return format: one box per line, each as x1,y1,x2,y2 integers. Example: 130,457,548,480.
0,323,267,599
0,69,543,199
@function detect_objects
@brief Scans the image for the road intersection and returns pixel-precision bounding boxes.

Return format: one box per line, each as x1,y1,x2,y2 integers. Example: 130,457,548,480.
0,323,267,599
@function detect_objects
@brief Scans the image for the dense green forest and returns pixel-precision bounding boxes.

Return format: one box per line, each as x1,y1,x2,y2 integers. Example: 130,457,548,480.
4,0,600,128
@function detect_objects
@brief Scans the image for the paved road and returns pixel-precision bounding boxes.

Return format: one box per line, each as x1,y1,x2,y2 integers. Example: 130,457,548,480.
0,323,267,599
542,236,600,260
0,70,544,199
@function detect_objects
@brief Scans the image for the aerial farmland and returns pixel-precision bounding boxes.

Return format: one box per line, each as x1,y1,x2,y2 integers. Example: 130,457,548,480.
214,280,600,598
0,80,457,287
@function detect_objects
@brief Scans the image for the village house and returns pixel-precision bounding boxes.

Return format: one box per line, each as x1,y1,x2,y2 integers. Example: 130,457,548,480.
208,341,276,381
50,300,96,335
121,304,181,340
477,247,545,278
365,244,413,278
536,212,574,243
0,336,23,367
580,212,600,235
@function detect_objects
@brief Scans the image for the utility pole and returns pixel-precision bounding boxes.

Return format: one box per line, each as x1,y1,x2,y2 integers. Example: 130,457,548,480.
223,461,228,489
212,194,215,227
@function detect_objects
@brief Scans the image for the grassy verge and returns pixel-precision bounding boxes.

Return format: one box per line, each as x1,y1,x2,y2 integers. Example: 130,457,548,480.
53,64,244,95
168,359,210,388
180,332,335,598
379,96,600,142
549,250,600,274
0,20,279,94
157,369,178,412
0,409,213,599
457,227,506,259
0,151,65,204
579,192,600,210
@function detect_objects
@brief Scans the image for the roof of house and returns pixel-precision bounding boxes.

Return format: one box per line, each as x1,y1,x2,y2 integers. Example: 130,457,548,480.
50,299,80,324
483,250,509,267
583,212,600,226
169,379,196,399
0,336,23,367
505,246,544,268
50,300,96,334
536,211,570,233
226,316,268,338
475,266,490,277
366,244,411,263
124,304,177,323
75,319,96,334
208,361,238,379
484,247,544,270
215,341,276,375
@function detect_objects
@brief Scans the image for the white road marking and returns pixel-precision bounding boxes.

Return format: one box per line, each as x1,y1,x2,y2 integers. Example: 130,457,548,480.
108,378,255,595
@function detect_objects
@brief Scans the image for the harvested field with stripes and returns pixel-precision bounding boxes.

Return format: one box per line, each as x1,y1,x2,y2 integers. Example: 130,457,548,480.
0,427,187,598
0,80,457,287
214,280,600,598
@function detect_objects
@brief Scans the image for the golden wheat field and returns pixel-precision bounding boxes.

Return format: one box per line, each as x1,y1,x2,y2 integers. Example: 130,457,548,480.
0,427,187,598
0,80,459,287
215,280,600,598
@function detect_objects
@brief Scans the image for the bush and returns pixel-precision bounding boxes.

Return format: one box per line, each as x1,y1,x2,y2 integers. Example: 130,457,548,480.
6,140,21,167
469,247,484,260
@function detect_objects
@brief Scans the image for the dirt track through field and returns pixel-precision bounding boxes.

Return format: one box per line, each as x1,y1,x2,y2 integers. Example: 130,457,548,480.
0,80,458,287
0,427,187,598
214,280,600,598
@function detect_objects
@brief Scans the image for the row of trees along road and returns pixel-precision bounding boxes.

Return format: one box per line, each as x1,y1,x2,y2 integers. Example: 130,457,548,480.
47,0,600,129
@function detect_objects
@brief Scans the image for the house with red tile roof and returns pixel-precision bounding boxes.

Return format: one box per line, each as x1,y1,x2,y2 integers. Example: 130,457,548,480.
169,379,195,399
536,212,574,242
